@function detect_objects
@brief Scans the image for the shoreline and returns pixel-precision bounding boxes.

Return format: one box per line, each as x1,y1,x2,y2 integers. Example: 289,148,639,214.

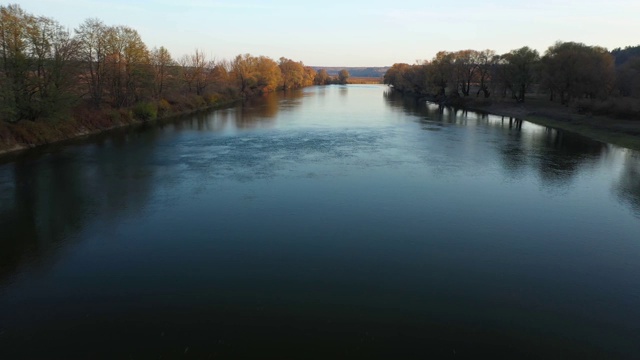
418,93,640,151
2,89,639,161
467,102,640,151
0,98,241,161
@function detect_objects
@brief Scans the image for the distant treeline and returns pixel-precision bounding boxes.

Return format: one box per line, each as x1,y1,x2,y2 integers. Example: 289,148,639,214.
314,67,389,78
0,4,353,126
384,43,640,119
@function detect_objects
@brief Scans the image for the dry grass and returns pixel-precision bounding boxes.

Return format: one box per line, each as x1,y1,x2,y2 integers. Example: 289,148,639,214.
348,77,383,84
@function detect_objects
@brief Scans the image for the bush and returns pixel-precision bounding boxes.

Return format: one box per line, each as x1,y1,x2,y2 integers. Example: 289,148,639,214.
194,96,207,108
158,99,171,115
120,109,133,123
108,109,121,123
206,94,220,105
133,102,157,121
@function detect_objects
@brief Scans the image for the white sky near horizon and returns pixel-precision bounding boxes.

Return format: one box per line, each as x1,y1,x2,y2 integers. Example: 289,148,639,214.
15,0,640,67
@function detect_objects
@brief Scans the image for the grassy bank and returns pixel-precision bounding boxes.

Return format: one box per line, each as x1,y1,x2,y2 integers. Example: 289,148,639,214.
442,95,640,151
0,93,241,158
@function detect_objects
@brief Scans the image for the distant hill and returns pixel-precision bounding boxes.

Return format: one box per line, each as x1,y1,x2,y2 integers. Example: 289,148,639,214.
313,67,390,78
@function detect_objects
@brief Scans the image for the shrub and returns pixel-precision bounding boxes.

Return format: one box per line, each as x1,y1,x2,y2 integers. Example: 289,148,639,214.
108,110,121,123
133,102,157,121
206,94,220,105
194,96,207,108
158,99,171,115
120,109,133,123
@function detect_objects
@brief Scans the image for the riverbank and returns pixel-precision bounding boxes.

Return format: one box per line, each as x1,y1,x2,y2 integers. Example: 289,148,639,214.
434,95,640,151
0,94,241,159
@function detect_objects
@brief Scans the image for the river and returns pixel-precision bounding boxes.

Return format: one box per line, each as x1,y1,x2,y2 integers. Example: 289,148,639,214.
1,85,639,358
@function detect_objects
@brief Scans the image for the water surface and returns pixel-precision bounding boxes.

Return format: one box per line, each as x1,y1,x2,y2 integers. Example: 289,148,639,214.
1,85,639,358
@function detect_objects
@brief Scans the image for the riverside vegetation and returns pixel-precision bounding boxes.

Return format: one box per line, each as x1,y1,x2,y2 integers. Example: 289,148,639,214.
383,44,640,148
3,3,639,154
0,4,352,155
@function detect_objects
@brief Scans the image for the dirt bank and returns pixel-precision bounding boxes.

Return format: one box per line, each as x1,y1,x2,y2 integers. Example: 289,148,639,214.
458,95,640,151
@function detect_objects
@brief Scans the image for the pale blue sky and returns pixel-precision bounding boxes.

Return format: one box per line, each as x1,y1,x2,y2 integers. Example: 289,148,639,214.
18,0,640,66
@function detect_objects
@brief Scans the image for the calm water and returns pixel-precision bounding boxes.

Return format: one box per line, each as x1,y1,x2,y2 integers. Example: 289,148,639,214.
1,85,639,358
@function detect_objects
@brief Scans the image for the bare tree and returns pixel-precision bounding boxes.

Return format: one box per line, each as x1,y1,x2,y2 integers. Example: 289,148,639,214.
179,49,211,95
150,46,173,99
75,18,108,108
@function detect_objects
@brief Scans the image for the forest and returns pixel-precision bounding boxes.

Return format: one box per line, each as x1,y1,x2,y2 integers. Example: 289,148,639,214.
383,44,640,119
0,4,352,149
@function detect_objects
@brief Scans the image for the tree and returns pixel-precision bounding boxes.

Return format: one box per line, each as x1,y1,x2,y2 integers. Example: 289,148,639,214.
428,51,455,96
502,46,540,102
231,54,282,95
209,60,232,93
0,5,79,121
75,18,109,108
30,15,80,116
150,46,173,99
475,50,497,98
0,4,33,121
616,56,640,97
179,49,211,96
452,50,478,96
611,45,640,66
103,25,150,107
338,69,350,84
279,57,304,90
255,56,281,93
302,66,316,87
231,53,257,95
314,69,329,85
541,41,615,104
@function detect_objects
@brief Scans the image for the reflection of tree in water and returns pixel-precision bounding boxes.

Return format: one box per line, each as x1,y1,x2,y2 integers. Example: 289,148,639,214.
533,130,605,185
383,90,427,118
235,90,304,129
383,91,478,126
383,90,607,185
185,111,230,132
615,153,640,217
497,118,528,177
0,90,312,285
0,129,160,286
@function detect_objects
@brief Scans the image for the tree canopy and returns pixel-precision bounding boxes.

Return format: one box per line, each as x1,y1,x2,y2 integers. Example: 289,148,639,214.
384,41,634,107
0,4,324,123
